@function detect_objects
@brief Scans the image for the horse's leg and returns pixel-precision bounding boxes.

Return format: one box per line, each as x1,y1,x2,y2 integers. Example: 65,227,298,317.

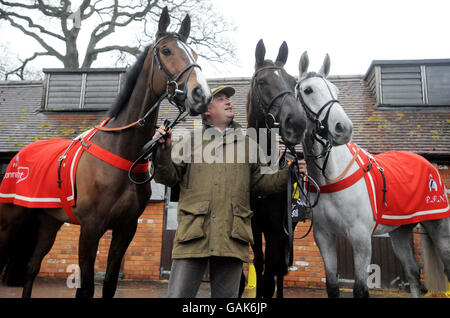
102,221,138,298
251,241,264,298
0,205,18,273
251,216,264,298
389,225,425,297
420,218,450,289
276,275,284,298
261,233,277,298
0,204,28,265
22,211,62,298
0,205,37,287
349,230,371,298
76,223,105,298
313,227,339,297
261,271,275,298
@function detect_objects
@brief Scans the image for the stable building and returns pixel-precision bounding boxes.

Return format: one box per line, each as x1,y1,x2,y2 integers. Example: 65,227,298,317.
0,59,449,291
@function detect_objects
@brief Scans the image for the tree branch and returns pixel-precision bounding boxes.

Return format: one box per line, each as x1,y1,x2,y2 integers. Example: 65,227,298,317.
0,0,237,69
0,9,66,41
0,0,63,17
0,11,64,61
4,51,49,80
91,45,141,56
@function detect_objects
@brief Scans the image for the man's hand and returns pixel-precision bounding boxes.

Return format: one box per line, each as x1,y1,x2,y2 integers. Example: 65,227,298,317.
297,159,307,174
153,125,173,150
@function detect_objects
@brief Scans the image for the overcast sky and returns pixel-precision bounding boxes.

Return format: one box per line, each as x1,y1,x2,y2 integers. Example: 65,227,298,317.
202,0,450,78
1,0,449,80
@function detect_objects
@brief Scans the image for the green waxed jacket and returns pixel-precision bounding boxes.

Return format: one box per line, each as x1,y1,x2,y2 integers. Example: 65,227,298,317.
153,121,288,262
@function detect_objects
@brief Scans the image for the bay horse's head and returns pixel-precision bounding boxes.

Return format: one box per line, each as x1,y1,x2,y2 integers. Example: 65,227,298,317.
145,7,211,116
296,51,353,146
250,39,307,146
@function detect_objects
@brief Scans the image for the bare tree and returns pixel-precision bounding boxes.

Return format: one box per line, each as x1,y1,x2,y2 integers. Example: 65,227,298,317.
0,44,42,80
0,0,236,75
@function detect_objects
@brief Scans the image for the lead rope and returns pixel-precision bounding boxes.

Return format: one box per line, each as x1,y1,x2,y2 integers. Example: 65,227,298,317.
282,144,320,241
128,110,188,185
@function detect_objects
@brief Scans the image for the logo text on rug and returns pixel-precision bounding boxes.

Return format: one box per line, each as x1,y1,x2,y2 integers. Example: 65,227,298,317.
4,166,29,184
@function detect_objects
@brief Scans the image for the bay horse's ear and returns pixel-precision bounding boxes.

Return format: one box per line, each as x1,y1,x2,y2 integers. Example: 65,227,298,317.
178,14,191,40
255,39,266,68
157,6,170,37
318,53,331,78
299,51,309,78
275,41,288,66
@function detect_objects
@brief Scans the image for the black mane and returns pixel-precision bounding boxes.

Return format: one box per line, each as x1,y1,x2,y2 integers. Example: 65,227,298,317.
108,45,151,119
108,33,187,119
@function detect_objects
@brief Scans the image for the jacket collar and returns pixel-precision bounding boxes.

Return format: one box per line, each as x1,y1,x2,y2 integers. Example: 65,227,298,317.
202,120,244,144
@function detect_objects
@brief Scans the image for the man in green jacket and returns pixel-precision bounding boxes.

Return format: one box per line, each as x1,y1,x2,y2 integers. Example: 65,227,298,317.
153,85,291,298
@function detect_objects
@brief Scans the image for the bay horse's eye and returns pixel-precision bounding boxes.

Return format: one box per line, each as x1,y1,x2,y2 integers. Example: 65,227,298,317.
304,87,313,95
161,47,172,56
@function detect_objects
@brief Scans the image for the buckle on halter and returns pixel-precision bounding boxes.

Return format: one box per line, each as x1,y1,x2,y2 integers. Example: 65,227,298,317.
265,113,280,129
137,118,146,127
167,81,182,97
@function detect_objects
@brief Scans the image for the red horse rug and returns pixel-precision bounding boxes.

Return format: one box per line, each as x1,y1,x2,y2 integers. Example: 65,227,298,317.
347,142,450,226
0,138,84,209
0,119,149,224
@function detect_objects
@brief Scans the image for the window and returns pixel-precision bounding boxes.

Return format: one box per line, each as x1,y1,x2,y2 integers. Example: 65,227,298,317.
364,60,450,106
42,68,126,111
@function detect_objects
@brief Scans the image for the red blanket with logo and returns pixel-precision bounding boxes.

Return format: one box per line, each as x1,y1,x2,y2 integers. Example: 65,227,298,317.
347,142,450,226
0,138,84,209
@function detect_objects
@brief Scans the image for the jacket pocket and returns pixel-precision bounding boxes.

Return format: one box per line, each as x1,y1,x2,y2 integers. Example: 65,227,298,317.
230,202,254,244
176,200,209,243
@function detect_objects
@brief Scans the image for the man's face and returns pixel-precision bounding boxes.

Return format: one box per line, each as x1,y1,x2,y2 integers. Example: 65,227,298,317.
205,93,234,125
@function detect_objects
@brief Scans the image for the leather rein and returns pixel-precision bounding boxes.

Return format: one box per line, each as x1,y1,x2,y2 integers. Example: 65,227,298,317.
97,33,201,185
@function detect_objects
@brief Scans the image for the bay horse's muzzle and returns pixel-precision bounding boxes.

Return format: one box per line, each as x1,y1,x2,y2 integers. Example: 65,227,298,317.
188,85,212,115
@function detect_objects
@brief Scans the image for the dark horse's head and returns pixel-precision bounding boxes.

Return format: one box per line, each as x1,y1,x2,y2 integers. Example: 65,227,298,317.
110,7,211,120
248,39,306,146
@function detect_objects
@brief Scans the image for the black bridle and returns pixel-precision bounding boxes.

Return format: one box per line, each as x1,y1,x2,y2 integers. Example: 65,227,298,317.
251,65,320,242
251,65,293,131
152,33,201,110
295,74,341,177
296,74,339,153
128,33,202,185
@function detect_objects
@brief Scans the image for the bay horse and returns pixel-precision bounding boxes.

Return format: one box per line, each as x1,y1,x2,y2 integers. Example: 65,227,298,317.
246,39,306,298
0,7,211,298
295,51,450,297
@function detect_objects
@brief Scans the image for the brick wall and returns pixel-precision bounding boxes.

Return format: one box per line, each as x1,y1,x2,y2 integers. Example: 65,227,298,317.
123,202,164,280
38,202,165,281
37,165,449,289
284,220,325,288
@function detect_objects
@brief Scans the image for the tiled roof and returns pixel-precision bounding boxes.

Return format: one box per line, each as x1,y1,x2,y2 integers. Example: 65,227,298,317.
0,82,104,153
0,76,448,157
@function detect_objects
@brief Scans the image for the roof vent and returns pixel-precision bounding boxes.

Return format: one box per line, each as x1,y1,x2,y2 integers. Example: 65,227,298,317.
42,68,126,111
364,59,450,107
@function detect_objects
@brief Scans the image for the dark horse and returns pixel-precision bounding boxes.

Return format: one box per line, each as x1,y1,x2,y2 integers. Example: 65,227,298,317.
246,39,306,297
0,7,211,298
